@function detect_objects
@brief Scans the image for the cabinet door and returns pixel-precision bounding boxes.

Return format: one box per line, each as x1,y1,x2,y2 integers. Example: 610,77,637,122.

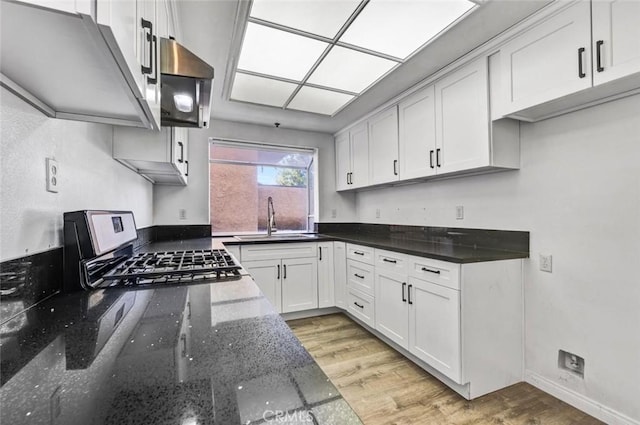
317,243,335,308
375,270,409,349
408,277,461,383
349,122,369,188
499,0,592,114
592,0,640,85
281,258,318,313
335,132,351,191
242,259,282,313
435,57,490,175
398,85,437,180
333,242,347,310
368,107,399,185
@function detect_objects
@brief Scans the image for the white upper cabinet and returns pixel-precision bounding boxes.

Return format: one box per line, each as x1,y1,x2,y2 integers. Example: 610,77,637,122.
368,106,399,185
435,57,491,175
499,1,592,116
499,0,640,121
350,122,370,189
591,0,640,85
398,85,437,180
335,132,351,191
113,126,189,185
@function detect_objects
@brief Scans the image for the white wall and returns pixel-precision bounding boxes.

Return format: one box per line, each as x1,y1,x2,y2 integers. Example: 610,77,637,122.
153,118,357,225
356,95,640,422
0,88,153,261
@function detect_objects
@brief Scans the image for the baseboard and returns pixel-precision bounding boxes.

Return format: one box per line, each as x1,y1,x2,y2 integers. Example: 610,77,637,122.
281,307,341,321
525,371,639,425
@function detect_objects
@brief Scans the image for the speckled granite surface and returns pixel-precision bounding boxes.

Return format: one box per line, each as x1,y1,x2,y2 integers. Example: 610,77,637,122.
0,239,362,425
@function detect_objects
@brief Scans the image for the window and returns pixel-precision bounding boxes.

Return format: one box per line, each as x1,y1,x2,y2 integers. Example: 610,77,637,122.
209,141,316,235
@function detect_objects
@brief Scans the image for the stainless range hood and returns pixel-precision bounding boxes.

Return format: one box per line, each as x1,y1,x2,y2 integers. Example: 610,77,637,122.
160,38,214,128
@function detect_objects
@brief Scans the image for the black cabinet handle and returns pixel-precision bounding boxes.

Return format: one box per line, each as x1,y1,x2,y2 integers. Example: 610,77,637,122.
383,258,397,264
354,273,364,279
596,40,604,72
180,334,187,357
402,282,407,302
408,284,413,305
178,142,184,163
187,301,191,319
140,19,153,75
147,35,158,85
184,160,189,177
421,267,440,274
354,251,364,256
319,246,322,261
349,172,353,185
283,264,287,279
277,264,280,279
346,172,350,185
430,150,435,169
354,302,364,309
393,159,398,176
578,47,586,78
436,148,441,167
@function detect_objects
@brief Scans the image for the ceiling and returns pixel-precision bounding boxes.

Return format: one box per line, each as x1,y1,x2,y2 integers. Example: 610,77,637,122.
176,0,551,134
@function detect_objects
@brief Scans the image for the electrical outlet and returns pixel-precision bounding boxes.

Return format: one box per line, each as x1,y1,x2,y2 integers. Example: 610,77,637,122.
179,209,187,220
331,209,337,219
455,205,464,220
558,350,584,378
540,254,553,272
46,158,59,193
375,208,381,219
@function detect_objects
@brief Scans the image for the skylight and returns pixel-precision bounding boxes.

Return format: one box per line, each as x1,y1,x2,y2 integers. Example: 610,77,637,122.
230,0,476,116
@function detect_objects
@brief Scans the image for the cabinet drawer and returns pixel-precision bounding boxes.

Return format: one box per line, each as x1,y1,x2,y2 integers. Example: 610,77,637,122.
408,256,460,290
375,248,408,274
347,287,375,328
241,242,317,261
346,243,374,264
347,260,375,296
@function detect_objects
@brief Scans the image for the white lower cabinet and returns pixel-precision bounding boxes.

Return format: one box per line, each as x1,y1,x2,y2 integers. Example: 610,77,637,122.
242,259,282,313
347,287,375,328
374,270,409,349
333,242,347,309
408,276,461,383
241,243,318,314
317,242,335,308
281,258,318,313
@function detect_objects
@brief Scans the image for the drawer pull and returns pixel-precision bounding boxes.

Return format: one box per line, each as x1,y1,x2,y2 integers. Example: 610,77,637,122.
421,267,440,274
578,47,586,78
353,251,365,256
354,273,365,279
383,258,397,264
354,302,364,309
408,284,413,305
402,282,407,302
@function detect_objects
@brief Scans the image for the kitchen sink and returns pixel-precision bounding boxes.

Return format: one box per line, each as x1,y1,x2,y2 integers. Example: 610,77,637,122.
233,233,317,241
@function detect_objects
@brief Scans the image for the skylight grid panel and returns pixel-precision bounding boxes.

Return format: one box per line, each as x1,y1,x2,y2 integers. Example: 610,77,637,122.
287,86,354,115
250,0,361,39
340,0,475,59
306,46,398,93
238,23,329,81
231,73,298,107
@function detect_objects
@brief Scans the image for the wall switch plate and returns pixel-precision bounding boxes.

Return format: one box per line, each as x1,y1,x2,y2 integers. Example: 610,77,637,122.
179,209,187,220
375,208,381,219
455,205,464,220
558,350,584,378
540,254,553,272
46,158,59,193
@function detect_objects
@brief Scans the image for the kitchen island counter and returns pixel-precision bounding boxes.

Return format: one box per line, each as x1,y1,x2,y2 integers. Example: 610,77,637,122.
0,239,362,425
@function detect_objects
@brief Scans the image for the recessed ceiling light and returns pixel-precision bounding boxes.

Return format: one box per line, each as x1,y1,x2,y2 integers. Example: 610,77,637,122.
287,86,354,115
231,73,298,107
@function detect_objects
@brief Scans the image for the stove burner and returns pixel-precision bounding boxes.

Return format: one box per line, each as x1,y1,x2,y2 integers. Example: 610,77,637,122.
100,249,242,287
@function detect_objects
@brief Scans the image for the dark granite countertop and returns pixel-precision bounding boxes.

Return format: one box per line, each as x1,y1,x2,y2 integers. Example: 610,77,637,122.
0,239,362,425
222,231,528,264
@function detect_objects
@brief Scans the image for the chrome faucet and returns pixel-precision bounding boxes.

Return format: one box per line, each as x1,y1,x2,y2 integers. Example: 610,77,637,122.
267,196,277,236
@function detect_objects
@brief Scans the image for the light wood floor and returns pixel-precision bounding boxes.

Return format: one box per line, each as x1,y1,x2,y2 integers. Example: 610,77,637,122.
288,313,603,425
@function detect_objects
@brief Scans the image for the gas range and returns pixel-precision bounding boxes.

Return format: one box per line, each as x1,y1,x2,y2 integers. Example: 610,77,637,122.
63,210,241,291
